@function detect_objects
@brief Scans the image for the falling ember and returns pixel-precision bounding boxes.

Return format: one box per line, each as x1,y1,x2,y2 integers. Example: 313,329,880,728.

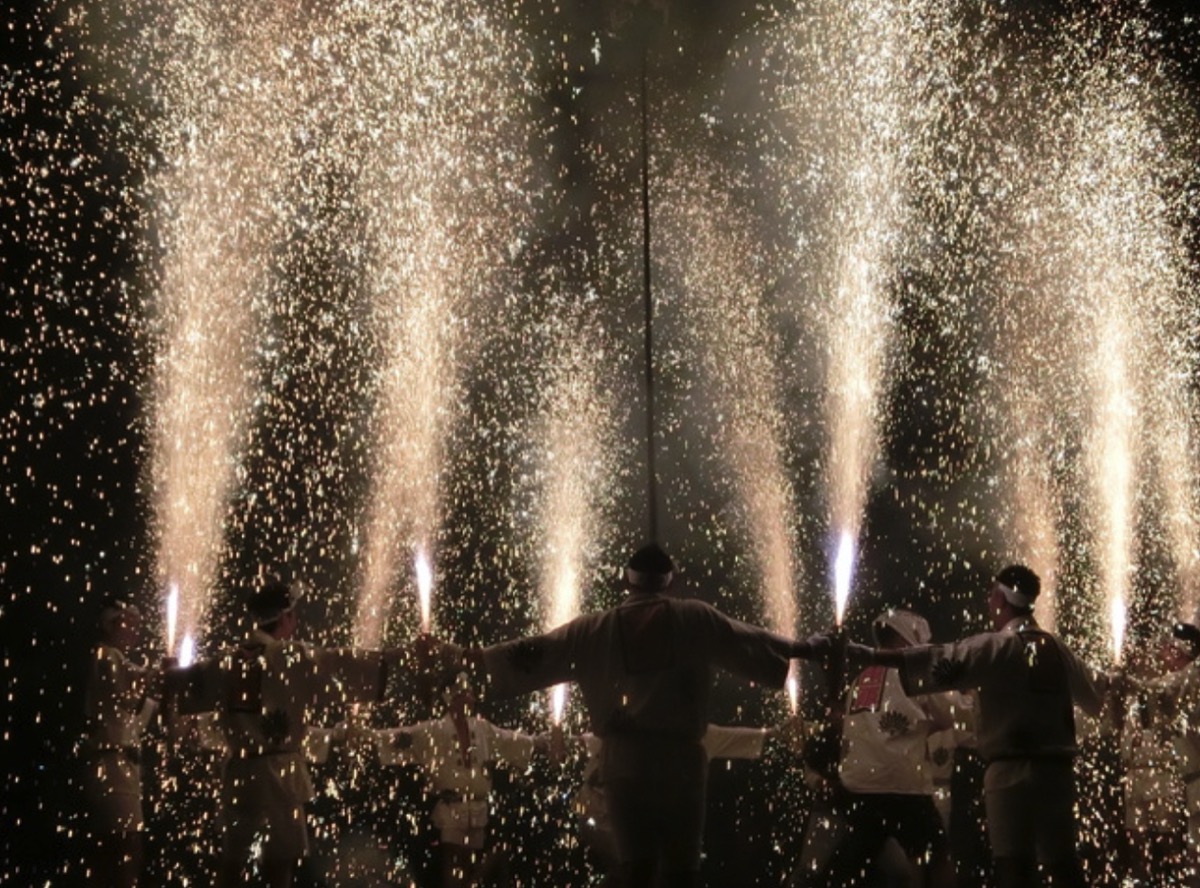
178,633,196,670
415,546,434,634
550,683,568,725
833,531,856,628
165,582,179,659
1111,595,1128,664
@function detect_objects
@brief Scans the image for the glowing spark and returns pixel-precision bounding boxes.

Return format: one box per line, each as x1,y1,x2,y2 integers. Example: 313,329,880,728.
834,531,855,627
550,683,568,725
166,581,179,658
179,633,196,670
415,545,433,634
785,666,800,716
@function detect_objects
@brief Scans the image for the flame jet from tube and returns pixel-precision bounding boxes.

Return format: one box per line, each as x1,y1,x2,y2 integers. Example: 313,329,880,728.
415,545,434,635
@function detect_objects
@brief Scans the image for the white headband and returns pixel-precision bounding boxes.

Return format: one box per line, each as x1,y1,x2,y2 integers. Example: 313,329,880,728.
997,581,1034,609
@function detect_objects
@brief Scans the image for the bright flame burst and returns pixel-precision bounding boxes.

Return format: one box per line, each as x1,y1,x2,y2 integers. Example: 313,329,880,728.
165,581,179,658
415,544,434,634
833,530,856,627
550,683,568,725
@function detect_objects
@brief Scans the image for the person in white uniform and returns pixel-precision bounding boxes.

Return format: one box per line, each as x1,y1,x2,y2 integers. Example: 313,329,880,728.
1117,630,1192,885
1124,617,1200,886
370,674,553,887
430,542,816,888
81,596,160,888
796,608,956,888
171,581,394,888
829,565,1108,888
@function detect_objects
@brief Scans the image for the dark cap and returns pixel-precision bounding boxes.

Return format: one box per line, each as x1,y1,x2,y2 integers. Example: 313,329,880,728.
249,581,298,625
994,564,1040,608
625,543,675,591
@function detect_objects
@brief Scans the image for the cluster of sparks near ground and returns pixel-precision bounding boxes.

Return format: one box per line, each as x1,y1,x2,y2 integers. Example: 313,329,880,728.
7,0,1200,882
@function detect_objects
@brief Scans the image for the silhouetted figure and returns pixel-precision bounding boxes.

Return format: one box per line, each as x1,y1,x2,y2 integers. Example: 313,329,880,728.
171,581,392,888
432,543,814,888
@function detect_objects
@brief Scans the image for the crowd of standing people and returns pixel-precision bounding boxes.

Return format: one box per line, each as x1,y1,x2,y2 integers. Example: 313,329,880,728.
79,545,1200,886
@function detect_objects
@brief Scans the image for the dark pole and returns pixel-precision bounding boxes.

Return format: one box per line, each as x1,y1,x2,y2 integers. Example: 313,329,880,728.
640,43,658,543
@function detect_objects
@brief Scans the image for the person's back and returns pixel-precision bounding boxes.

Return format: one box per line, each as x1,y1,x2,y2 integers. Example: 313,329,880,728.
503,592,785,742
467,543,802,888
218,629,318,761
955,621,1082,763
887,565,1106,888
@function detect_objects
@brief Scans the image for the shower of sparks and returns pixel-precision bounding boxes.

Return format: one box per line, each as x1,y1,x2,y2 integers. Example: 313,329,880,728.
656,157,801,644
761,0,945,621
533,324,618,640
347,1,536,649
1003,19,1200,656
148,113,283,652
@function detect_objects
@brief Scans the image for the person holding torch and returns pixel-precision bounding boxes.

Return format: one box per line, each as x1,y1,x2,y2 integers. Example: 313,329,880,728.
813,564,1108,888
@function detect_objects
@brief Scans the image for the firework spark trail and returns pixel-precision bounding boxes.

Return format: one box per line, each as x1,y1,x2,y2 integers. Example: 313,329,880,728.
658,159,800,641
350,2,534,648
148,12,298,654
767,0,941,620
1037,31,1195,658
536,331,615,632
1154,373,1200,620
533,326,618,719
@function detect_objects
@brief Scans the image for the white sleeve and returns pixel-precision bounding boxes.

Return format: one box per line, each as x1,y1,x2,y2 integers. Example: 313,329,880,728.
702,725,767,760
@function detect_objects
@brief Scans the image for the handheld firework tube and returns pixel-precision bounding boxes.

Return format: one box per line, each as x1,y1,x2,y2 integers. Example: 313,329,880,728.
804,628,849,784
160,656,179,752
